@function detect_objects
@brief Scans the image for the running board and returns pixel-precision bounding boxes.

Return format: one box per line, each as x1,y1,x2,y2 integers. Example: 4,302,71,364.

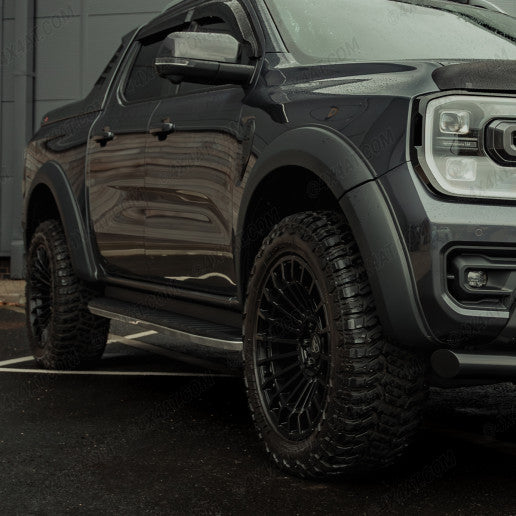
431,349,516,379
88,298,243,353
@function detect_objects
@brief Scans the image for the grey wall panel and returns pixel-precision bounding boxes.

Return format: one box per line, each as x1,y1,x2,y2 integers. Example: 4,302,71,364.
1,18,14,102
84,12,159,94
0,101,14,255
3,0,13,19
34,1,170,117
34,17,82,101
35,1,81,18
87,1,170,15
0,176,13,253
1,102,14,176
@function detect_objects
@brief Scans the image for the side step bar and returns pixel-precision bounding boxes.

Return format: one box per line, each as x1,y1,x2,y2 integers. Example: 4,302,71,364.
88,298,243,354
431,349,516,379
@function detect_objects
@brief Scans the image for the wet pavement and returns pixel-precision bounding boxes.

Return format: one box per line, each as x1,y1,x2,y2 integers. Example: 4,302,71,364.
1,306,516,515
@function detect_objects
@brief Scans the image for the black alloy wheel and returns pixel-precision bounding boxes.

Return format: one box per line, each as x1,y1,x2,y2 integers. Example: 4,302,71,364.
254,254,331,441
244,211,427,479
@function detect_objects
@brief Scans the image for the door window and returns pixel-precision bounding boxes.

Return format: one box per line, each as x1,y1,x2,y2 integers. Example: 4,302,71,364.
124,40,179,103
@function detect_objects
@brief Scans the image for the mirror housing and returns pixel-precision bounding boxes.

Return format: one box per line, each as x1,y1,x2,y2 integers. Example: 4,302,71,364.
155,32,255,85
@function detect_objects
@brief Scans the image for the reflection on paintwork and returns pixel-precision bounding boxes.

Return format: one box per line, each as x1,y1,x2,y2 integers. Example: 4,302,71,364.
146,86,244,296
87,133,147,274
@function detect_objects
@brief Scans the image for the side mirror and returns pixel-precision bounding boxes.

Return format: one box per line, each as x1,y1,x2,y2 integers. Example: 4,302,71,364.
155,32,255,85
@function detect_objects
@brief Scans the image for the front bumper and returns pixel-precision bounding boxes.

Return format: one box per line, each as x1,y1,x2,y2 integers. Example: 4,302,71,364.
341,161,516,350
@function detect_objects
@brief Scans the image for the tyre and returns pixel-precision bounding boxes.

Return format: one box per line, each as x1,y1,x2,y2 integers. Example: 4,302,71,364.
243,211,426,478
26,220,109,370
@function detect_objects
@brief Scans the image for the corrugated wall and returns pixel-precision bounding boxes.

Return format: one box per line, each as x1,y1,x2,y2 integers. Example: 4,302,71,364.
0,0,170,276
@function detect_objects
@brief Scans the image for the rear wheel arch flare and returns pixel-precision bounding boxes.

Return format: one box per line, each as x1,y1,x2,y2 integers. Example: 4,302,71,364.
24,161,99,282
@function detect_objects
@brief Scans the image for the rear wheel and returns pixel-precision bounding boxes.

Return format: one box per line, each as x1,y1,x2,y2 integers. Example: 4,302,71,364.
243,211,426,478
26,220,109,370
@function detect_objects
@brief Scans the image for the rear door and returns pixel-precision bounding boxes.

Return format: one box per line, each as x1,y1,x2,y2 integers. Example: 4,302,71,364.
86,36,177,278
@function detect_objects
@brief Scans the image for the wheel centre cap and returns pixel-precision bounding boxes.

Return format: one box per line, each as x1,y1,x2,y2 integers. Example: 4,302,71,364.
311,334,321,354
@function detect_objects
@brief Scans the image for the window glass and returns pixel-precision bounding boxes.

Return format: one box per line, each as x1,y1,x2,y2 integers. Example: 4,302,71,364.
264,0,516,64
124,40,179,103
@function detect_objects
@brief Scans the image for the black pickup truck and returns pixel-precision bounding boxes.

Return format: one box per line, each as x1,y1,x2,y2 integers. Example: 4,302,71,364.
22,0,516,478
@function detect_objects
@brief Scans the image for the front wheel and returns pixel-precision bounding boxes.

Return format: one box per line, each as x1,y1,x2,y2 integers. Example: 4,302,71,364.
26,220,109,370
243,211,426,478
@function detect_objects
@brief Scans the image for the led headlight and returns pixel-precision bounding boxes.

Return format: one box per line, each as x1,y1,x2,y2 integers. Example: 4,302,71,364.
439,110,470,135
418,95,516,200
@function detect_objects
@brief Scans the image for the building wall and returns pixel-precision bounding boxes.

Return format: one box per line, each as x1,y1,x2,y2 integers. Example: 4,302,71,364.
0,0,171,275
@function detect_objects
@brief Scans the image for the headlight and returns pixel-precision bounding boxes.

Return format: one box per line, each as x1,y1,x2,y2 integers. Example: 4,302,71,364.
418,95,516,200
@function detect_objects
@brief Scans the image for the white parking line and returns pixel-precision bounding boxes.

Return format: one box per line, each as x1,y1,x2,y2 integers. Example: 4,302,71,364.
0,315,236,376
0,356,34,367
0,368,232,377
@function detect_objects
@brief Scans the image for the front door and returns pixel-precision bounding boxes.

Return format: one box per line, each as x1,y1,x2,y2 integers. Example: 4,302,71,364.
145,84,245,296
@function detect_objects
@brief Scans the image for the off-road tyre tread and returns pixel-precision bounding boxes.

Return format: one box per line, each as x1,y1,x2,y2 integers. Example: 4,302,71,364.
26,220,109,370
243,211,426,478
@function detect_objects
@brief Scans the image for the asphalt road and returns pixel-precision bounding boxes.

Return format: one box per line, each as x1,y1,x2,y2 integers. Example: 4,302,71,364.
1,306,516,515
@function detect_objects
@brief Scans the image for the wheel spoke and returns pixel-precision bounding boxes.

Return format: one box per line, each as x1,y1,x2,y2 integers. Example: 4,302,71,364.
283,375,308,405
258,351,298,366
255,254,331,441
270,273,307,319
261,362,300,390
292,379,314,413
263,287,304,325
299,380,317,413
268,370,304,404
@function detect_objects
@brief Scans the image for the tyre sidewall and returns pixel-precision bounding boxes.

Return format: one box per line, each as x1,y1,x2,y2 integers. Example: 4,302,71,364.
244,230,347,465
26,226,60,364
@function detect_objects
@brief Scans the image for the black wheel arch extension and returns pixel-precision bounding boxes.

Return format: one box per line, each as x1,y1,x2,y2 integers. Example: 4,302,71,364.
237,126,433,348
236,125,379,300
23,161,100,282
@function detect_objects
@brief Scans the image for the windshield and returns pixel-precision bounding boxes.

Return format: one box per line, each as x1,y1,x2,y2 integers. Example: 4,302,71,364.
264,0,516,64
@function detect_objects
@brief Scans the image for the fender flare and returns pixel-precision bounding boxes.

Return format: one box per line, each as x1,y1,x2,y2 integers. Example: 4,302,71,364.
24,161,100,282
235,125,376,297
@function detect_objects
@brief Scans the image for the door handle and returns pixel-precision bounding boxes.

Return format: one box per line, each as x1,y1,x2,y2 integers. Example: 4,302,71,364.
92,130,115,147
150,121,176,141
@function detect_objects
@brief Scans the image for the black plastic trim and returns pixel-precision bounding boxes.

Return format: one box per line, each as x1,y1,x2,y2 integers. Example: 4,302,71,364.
105,275,241,311
24,161,99,282
106,285,242,328
340,180,434,348
235,125,378,301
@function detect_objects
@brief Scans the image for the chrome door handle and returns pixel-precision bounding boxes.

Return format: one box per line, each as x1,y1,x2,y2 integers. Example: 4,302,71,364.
92,130,115,147
150,121,176,140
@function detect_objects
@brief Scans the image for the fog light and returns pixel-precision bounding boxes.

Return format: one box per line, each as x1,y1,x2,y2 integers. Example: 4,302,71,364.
445,158,477,182
467,270,488,288
440,110,470,135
